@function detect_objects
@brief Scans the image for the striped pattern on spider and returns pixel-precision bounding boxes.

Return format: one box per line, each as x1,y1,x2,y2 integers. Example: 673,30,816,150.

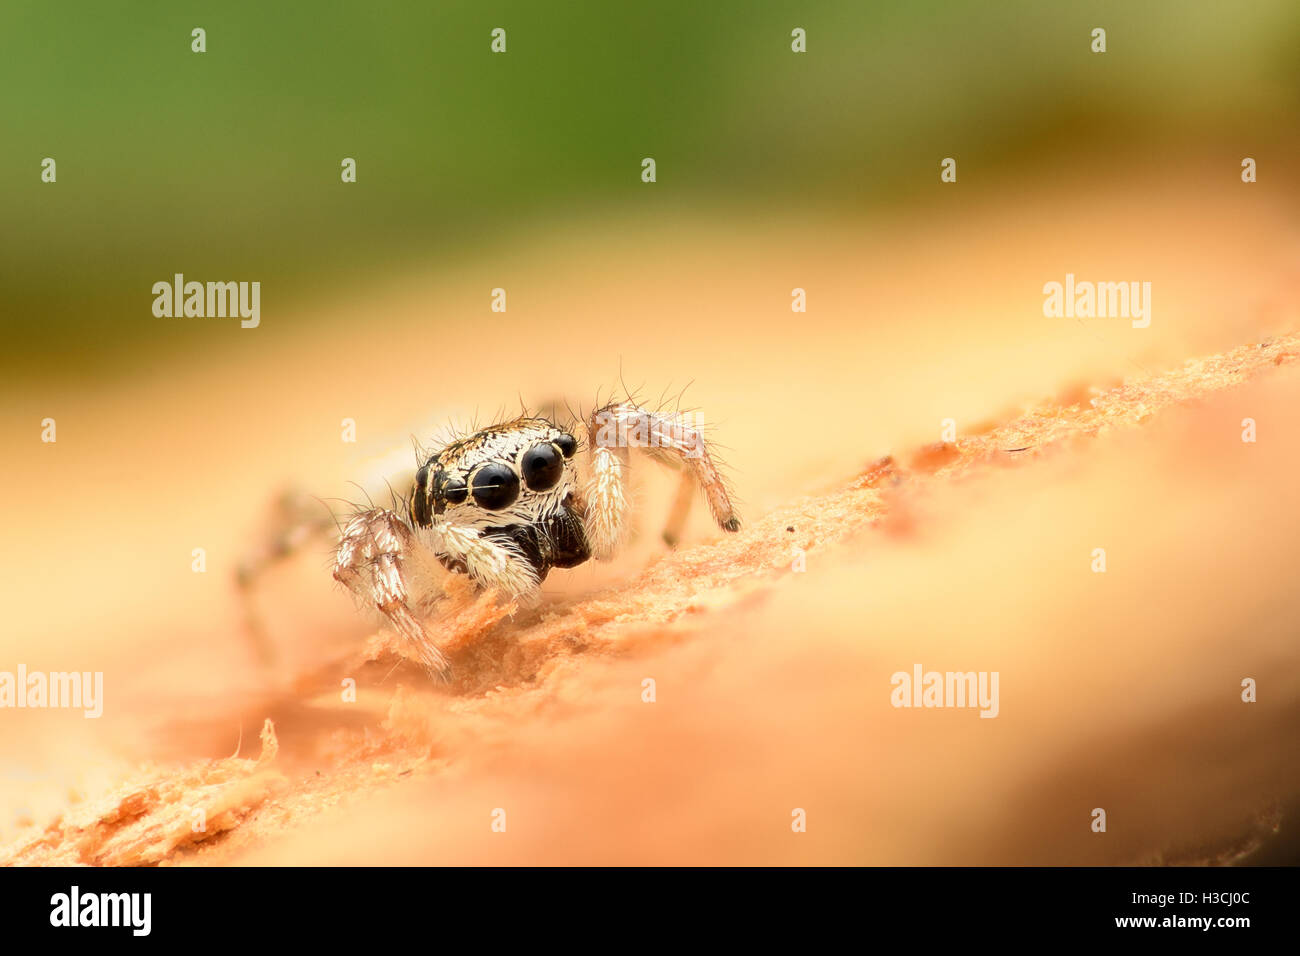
331,400,742,678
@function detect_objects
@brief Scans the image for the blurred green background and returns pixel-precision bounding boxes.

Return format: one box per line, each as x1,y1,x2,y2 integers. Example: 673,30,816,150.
2,0,1297,381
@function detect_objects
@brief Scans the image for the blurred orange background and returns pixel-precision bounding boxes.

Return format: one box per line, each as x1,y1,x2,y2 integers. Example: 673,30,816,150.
1,1,1298,864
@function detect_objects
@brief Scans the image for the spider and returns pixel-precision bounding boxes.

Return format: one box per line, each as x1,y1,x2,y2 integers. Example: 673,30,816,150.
329,400,741,677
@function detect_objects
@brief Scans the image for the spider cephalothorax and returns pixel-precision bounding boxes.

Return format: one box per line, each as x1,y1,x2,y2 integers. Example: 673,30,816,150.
332,400,741,678
409,417,589,582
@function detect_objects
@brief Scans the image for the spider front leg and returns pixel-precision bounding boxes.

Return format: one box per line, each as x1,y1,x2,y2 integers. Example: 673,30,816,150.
583,401,741,559
584,441,630,560
332,508,452,678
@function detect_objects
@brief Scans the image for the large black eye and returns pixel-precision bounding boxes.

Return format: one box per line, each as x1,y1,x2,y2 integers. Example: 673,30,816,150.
433,466,468,510
521,443,563,492
470,463,520,510
554,432,578,459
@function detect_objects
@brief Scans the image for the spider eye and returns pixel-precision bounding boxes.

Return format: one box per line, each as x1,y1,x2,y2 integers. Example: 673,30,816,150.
521,443,563,492
554,432,578,459
433,467,468,507
470,463,520,510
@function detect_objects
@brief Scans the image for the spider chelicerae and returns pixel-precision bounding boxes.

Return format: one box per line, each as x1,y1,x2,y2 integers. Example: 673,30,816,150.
329,400,741,677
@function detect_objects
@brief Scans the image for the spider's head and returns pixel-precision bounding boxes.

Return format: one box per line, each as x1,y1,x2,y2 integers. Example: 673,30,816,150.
410,418,588,577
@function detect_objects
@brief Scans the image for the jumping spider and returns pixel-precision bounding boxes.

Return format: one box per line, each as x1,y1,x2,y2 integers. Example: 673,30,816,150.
330,400,741,677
